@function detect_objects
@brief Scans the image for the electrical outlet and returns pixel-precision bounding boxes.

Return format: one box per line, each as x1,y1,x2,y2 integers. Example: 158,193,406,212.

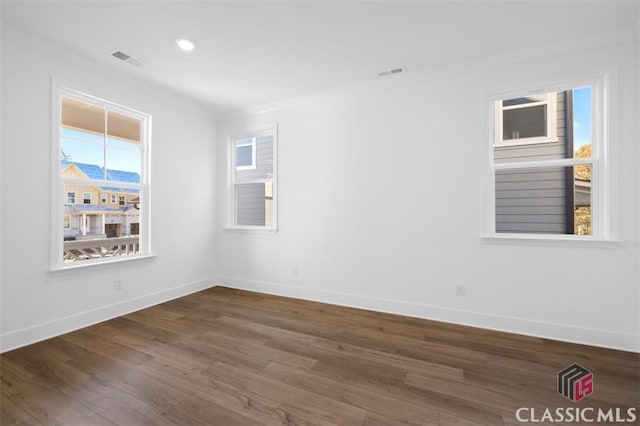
114,279,124,290
456,283,466,296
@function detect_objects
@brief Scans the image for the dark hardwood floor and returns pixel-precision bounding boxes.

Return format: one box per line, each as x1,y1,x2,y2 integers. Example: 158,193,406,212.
1,286,638,425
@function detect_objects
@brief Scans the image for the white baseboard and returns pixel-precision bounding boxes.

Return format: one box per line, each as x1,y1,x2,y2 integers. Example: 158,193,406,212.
217,276,639,353
0,279,217,353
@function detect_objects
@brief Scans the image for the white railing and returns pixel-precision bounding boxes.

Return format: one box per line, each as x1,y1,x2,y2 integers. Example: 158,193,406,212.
63,236,139,262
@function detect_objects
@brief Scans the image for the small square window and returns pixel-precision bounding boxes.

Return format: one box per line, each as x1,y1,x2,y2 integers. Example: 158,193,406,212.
494,92,557,146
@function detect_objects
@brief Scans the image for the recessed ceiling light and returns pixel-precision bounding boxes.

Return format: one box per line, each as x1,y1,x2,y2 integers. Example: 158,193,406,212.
176,39,195,51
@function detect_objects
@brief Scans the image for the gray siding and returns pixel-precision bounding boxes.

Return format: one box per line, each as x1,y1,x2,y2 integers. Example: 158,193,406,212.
236,136,273,226
495,92,570,234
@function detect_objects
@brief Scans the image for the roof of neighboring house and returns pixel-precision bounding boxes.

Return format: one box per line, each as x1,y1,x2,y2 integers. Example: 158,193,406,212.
61,160,140,194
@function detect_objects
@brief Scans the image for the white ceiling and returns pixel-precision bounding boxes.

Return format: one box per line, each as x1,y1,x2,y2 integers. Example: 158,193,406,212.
1,1,638,114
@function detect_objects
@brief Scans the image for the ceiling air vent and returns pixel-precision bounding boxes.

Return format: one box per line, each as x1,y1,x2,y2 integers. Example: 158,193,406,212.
378,66,405,78
109,49,147,67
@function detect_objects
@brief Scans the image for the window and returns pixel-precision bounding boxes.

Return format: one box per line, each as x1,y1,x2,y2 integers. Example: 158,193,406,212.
488,79,606,238
53,87,150,268
229,128,277,229
494,92,557,146
235,137,256,170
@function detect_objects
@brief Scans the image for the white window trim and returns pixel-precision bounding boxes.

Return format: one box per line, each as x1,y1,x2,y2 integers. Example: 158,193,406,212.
111,194,117,204
50,83,153,271
227,126,278,231
483,74,611,241
82,192,92,204
235,137,257,171
494,92,558,147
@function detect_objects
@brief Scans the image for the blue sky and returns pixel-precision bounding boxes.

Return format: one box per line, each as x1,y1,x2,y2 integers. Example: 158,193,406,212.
573,86,592,150
61,128,141,174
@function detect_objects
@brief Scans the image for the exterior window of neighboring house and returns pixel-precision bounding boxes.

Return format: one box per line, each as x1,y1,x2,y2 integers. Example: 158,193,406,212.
488,78,607,238
53,87,151,268
494,93,557,146
229,128,277,229
235,137,257,170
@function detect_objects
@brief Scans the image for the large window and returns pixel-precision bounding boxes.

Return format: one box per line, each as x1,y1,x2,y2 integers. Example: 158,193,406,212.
53,88,150,268
229,128,277,229
488,78,607,238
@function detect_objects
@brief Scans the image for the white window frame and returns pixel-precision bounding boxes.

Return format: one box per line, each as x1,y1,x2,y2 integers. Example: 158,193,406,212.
66,191,76,204
484,75,610,241
50,85,153,270
119,195,126,206
82,192,92,204
227,126,278,232
101,193,107,203
111,194,117,204
494,92,558,147
235,137,257,171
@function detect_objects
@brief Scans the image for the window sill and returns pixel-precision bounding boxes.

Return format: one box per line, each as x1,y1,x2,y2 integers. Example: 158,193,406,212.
48,253,158,274
481,234,621,248
224,227,278,235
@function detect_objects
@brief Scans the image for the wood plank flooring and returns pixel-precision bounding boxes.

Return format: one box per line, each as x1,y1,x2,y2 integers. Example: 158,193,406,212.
1,286,638,425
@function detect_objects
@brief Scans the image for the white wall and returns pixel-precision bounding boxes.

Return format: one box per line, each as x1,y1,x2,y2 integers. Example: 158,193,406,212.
0,36,217,351
216,36,640,351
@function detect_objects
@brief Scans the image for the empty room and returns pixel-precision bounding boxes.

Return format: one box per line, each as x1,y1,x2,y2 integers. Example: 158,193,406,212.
1,1,639,425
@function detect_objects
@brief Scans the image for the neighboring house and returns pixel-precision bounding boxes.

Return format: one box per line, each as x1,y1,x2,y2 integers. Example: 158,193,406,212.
61,161,140,240
494,90,590,234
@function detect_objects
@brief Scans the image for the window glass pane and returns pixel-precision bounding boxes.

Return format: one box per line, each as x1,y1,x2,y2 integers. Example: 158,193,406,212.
60,128,105,175
572,87,592,159
107,110,141,143
106,139,141,180
62,97,105,135
236,135,274,182
503,105,547,140
495,165,591,235
236,183,273,227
